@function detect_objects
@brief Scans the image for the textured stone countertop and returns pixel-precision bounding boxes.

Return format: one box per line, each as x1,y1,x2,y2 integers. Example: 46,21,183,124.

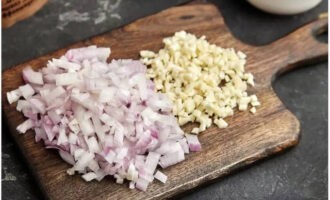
2,0,328,199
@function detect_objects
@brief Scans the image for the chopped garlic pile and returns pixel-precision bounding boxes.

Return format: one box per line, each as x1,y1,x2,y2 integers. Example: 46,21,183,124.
140,31,260,134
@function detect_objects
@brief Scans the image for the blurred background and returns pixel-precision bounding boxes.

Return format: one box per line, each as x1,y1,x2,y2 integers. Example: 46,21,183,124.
2,0,328,199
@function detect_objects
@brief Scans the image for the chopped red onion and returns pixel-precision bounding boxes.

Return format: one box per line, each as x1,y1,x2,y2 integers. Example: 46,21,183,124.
186,134,202,152
17,119,34,134
160,149,185,168
129,181,136,189
136,178,149,191
19,84,35,99
82,172,98,182
59,150,75,165
154,170,167,183
6,46,202,191
7,89,22,104
23,67,44,85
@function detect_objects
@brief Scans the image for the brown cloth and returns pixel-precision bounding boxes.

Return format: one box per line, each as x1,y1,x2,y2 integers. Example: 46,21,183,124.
2,0,48,28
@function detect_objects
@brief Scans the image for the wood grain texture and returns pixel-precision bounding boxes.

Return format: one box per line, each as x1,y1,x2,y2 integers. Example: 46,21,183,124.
2,3,328,200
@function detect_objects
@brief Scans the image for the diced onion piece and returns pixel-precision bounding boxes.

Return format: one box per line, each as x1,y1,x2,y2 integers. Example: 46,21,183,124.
185,134,202,152
129,181,135,189
145,152,161,174
55,72,79,86
34,127,47,142
87,136,101,153
23,67,44,85
68,133,78,144
74,151,94,171
82,172,98,181
135,178,149,191
57,127,68,145
50,58,81,71
47,86,66,104
127,163,138,181
65,46,111,62
91,115,105,142
7,89,22,104
154,171,167,183
116,177,124,184
68,119,80,134
29,98,46,114
178,138,189,154
19,84,35,99
17,119,34,134
74,148,85,161
59,150,75,165
160,149,185,168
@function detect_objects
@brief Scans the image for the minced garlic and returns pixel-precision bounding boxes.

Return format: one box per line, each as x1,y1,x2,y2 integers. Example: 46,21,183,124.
140,31,260,134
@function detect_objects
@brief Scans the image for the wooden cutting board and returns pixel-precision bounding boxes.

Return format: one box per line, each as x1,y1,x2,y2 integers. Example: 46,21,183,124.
2,3,328,200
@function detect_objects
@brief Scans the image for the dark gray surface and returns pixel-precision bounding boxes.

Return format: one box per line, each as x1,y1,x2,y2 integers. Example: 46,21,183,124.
2,0,328,199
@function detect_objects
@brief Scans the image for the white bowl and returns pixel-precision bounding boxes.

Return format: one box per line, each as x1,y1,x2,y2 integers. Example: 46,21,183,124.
247,0,322,15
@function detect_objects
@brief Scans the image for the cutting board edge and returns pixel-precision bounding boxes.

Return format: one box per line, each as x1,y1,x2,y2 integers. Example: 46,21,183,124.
2,109,52,200
170,136,299,199
153,109,301,199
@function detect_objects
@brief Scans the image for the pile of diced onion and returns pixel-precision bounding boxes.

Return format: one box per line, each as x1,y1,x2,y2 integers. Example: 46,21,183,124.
7,46,201,191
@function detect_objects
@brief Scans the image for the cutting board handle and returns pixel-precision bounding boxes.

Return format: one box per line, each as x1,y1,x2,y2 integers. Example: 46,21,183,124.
256,17,328,84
